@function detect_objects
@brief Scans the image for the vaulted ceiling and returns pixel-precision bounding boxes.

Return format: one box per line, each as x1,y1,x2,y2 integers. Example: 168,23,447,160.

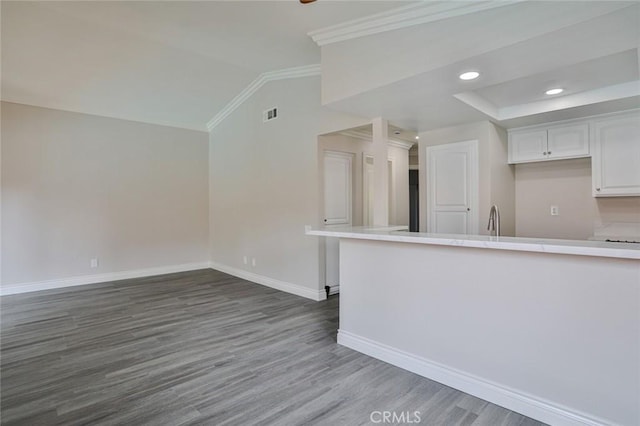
1,1,409,131
2,1,638,133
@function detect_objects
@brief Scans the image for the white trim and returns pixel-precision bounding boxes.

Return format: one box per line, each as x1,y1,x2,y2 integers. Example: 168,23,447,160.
308,1,521,46
337,330,612,426
0,262,211,296
339,130,415,149
206,64,321,131
408,164,419,170
454,80,640,122
339,129,371,141
209,260,326,302
388,139,414,150
507,107,640,133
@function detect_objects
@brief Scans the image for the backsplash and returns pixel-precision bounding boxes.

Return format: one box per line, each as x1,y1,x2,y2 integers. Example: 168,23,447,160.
592,222,640,241
515,158,640,240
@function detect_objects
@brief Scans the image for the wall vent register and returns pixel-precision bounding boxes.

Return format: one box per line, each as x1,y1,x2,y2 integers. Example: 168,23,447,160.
263,107,278,122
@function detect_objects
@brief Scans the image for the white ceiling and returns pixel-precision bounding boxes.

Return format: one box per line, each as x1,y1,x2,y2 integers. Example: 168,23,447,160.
1,1,409,131
474,50,638,109
3,1,639,133
323,1,640,131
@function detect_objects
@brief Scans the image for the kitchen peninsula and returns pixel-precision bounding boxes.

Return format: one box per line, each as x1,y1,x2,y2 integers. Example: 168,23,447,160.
307,226,640,426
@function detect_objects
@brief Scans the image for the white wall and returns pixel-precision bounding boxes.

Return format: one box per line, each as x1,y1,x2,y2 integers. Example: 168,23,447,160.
339,238,640,426
208,76,368,299
1,102,209,288
515,158,640,239
418,121,515,236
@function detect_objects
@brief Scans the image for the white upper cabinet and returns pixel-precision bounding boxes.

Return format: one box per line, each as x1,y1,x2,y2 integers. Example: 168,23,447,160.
591,111,640,197
508,130,547,163
547,123,590,159
508,122,589,164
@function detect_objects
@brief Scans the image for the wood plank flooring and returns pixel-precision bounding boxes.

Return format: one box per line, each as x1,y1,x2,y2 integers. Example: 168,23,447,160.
1,269,547,426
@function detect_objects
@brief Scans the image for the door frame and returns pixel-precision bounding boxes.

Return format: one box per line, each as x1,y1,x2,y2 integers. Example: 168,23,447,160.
426,140,479,234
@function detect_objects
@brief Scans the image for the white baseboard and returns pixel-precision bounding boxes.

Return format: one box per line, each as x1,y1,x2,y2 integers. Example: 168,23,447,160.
0,262,211,296
337,330,610,426
210,260,326,301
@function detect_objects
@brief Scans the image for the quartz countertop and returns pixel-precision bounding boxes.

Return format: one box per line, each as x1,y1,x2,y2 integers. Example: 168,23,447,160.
306,226,640,260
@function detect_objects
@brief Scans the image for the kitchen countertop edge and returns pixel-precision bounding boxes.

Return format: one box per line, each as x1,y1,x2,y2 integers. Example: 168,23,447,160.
306,226,640,260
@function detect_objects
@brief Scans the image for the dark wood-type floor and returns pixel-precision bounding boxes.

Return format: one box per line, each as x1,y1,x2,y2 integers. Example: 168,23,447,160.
1,269,547,426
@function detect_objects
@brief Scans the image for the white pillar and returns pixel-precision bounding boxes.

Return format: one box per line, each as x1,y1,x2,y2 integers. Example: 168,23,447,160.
372,117,389,226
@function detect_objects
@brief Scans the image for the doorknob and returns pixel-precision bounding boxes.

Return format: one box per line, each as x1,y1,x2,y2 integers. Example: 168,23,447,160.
323,219,328,222
466,208,470,211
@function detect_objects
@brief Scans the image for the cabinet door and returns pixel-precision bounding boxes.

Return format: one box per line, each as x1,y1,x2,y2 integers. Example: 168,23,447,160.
592,113,640,197
547,123,589,160
508,130,547,163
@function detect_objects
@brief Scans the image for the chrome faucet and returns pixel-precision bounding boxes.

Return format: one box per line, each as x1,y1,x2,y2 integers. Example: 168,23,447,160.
487,205,500,237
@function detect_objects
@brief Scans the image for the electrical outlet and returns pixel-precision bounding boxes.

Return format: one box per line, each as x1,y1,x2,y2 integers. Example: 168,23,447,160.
243,256,248,265
251,258,256,267
550,205,559,216
90,258,99,268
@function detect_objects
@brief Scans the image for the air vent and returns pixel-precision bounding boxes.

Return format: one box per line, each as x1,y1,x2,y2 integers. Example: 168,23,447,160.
263,107,278,122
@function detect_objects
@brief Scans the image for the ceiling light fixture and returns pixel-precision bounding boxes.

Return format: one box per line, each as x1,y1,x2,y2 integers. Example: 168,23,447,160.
415,136,420,140
459,71,480,81
545,88,564,95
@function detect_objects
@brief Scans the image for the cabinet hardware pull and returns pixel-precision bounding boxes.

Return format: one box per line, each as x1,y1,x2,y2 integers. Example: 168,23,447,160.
596,188,601,191
548,151,551,155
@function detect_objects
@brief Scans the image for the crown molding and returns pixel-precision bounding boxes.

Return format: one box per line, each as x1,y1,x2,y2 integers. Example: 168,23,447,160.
308,1,522,47
339,129,371,141
339,130,415,150
206,64,321,131
388,139,415,151
454,80,640,122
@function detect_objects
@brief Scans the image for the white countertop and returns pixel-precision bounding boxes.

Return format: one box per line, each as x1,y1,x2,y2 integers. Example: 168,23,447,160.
306,226,640,260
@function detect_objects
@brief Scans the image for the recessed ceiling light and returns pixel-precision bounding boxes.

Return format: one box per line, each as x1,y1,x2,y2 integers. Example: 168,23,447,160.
459,71,480,81
415,136,420,140
545,88,564,95
393,130,401,135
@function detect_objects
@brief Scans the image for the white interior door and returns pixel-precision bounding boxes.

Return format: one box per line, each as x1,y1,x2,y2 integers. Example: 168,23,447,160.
426,140,478,234
323,151,353,292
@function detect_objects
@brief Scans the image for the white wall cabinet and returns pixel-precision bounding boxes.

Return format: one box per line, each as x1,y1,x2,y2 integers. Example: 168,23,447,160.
591,111,640,197
509,122,589,164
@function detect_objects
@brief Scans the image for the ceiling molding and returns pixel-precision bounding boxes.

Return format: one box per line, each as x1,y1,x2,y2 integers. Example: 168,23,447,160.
308,1,522,47
454,80,640,122
388,139,415,150
339,130,415,150
339,129,371,141
206,64,321,131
